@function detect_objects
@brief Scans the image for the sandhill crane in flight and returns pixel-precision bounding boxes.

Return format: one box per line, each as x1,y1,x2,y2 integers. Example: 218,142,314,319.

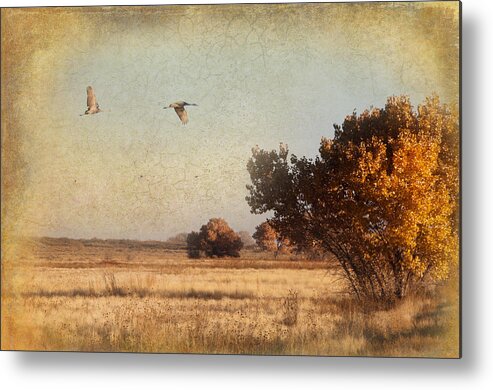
81,86,101,115
164,101,198,125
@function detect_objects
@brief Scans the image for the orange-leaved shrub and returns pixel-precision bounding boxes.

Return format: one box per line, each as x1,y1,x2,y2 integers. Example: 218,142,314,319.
253,221,291,256
187,218,243,258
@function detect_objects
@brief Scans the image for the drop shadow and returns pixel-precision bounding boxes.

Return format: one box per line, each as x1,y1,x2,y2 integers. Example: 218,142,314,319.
5,6,479,379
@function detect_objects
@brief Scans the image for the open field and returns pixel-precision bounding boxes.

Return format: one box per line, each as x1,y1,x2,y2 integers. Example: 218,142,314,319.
1,238,459,357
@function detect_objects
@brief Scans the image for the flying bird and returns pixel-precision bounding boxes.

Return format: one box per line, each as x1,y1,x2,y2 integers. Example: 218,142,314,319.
164,101,198,125
81,86,101,115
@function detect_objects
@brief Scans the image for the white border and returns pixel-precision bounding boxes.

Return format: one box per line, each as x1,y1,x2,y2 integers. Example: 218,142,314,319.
2,1,493,389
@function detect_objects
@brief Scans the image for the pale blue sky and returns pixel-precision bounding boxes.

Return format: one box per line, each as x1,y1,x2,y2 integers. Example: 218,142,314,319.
12,3,459,240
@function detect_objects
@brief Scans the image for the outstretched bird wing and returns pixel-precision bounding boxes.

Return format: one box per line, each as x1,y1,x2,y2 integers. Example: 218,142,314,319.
86,86,98,110
174,107,189,124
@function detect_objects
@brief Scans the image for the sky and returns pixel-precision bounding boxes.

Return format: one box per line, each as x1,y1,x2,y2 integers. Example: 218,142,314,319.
2,2,459,240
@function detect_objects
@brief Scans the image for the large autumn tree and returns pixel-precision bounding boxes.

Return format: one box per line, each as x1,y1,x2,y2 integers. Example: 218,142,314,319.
246,95,459,302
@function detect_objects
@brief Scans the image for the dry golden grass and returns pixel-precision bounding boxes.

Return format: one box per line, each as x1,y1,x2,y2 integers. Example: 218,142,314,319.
1,238,459,357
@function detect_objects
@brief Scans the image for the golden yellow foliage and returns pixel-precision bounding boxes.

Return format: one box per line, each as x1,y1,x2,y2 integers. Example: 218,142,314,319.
247,95,459,302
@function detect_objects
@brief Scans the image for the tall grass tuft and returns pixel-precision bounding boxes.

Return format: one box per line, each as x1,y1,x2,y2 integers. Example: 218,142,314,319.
103,273,125,296
281,289,299,326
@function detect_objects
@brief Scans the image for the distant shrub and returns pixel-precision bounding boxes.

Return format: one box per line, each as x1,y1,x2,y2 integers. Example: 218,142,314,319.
252,221,291,257
186,231,201,259
187,218,243,258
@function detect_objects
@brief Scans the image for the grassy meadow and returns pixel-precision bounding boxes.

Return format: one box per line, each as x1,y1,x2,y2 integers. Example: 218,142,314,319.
1,237,459,357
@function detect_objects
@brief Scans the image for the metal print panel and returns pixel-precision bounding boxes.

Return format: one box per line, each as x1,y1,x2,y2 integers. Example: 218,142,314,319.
1,1,460,357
